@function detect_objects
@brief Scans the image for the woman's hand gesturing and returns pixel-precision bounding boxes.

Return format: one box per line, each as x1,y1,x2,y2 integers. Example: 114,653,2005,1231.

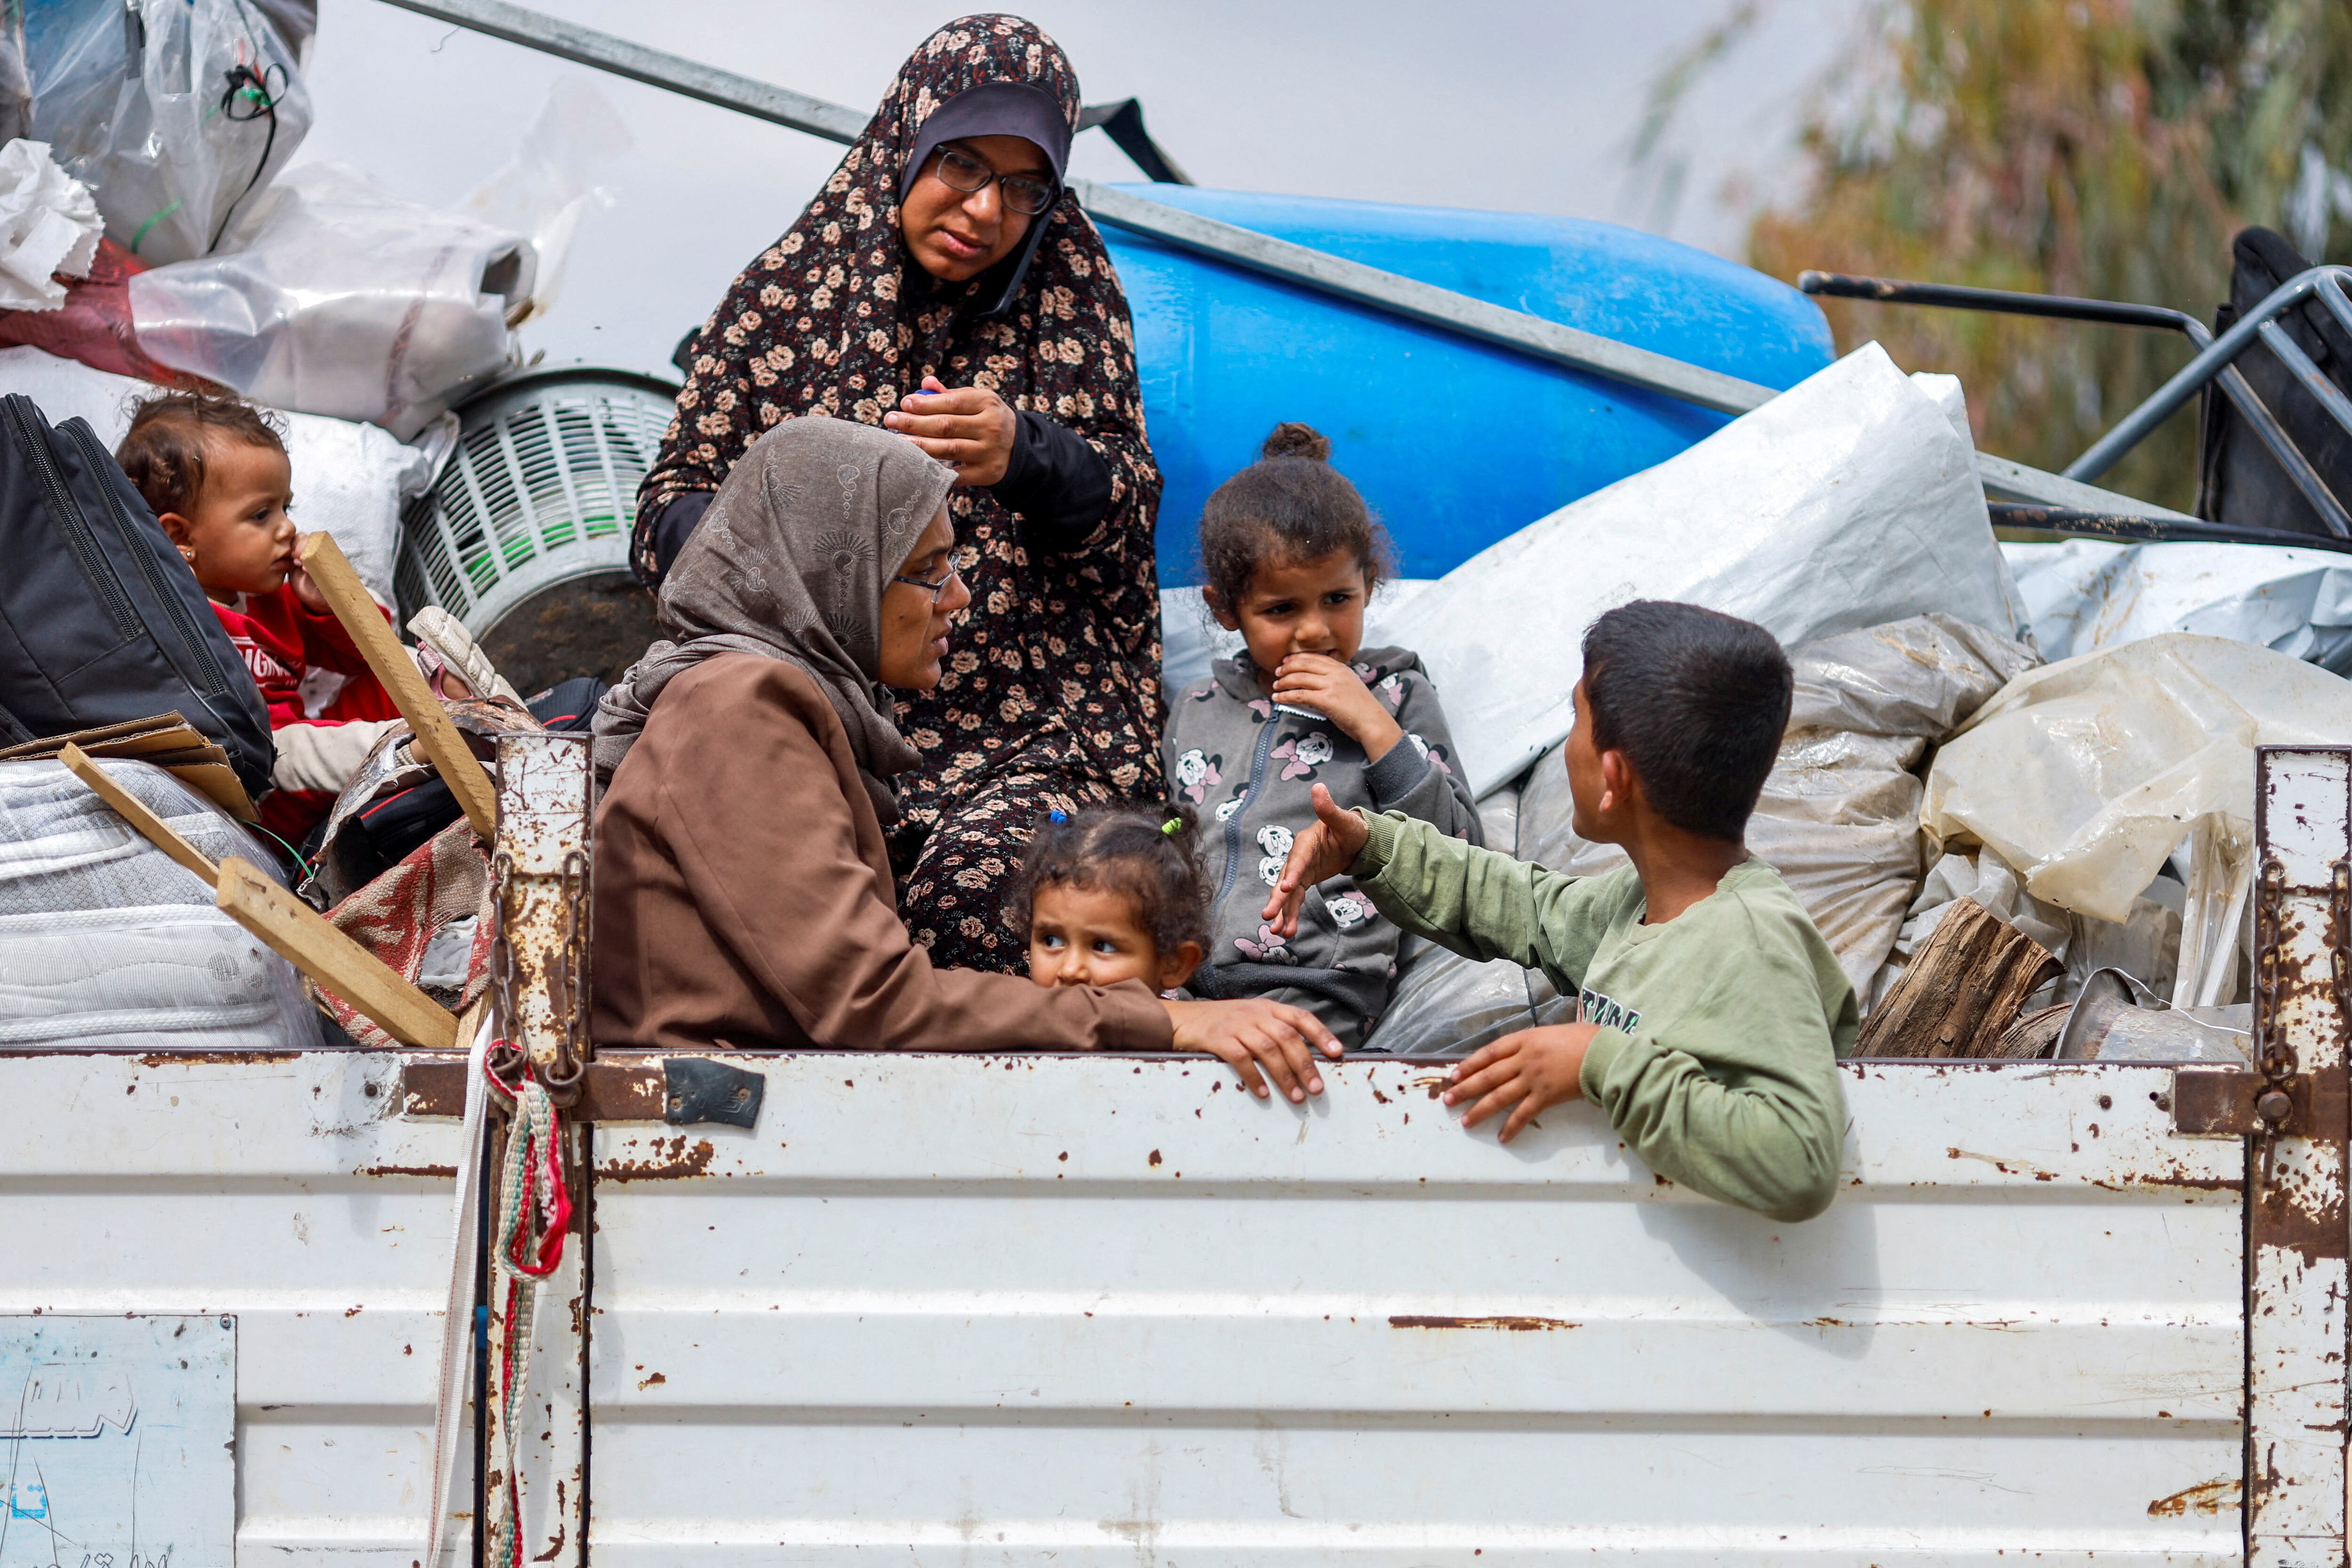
884,374,1017,485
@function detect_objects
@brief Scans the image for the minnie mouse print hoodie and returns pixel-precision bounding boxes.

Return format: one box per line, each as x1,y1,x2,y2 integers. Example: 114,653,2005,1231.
1162,646,1481,1046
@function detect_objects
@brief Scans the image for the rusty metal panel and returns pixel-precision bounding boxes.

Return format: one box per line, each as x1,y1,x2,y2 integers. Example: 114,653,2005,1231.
0,1051,466,1565
587,1055,2245,1565
2249,746,2352,1567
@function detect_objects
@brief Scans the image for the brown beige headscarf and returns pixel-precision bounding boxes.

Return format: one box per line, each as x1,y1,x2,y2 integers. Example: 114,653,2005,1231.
593,418,955,822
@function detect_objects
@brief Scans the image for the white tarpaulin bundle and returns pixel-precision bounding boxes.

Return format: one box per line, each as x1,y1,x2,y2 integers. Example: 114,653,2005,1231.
2005,538,2352,673
1386,343,2028,797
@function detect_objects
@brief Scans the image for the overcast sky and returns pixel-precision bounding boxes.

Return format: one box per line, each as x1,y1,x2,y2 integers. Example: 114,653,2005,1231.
297,0,1865,377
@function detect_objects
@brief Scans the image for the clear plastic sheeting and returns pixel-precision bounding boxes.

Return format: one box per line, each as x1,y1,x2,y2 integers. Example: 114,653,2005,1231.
1386,345,2029,797
24,0,311,265
462,77,631,328
0,344,432,599
0,137,100,310
1923,633,2352,1005
2005,538,2352,674
0,759,321,1051
130,163,533,438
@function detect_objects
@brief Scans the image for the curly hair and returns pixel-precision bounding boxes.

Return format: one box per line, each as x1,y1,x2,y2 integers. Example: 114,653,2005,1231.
1002,802,1209,959
113,389,287,522
1198,420,1392,616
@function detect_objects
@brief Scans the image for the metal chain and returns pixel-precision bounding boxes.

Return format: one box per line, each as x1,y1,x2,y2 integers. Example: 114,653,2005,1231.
486,849,528,1085
2252,857,2291,1193
551,847,591,1087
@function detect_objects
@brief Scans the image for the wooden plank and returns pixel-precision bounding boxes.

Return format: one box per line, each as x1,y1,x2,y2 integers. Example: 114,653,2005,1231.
296,532,498,840
214,854,458,1051
59,742,221,887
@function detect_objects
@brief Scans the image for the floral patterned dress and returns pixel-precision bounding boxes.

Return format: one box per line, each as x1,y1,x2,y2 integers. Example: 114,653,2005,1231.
632,16,1165,971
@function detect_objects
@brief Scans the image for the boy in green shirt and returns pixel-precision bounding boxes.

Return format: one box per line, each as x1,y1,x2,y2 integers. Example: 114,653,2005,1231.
1265,600,1854,1222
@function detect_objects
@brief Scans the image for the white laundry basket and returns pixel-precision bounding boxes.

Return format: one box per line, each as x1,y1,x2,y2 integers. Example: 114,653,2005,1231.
395,367,677,693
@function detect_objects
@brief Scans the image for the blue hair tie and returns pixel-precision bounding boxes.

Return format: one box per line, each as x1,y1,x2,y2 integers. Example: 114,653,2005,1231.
1049,808,1068,824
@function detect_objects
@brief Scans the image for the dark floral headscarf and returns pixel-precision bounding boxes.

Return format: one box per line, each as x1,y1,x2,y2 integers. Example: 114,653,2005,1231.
636,14,1167,838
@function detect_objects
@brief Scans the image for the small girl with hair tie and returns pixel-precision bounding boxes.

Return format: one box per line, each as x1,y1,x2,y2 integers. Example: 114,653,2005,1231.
1164,420,1481,1046
1008,803,1209,997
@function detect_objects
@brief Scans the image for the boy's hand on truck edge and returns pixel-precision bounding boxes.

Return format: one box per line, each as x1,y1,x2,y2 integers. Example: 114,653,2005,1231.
1445,1024,1598,1142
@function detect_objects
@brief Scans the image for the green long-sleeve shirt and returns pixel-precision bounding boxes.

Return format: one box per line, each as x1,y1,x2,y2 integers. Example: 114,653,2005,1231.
1351,810,1856,1222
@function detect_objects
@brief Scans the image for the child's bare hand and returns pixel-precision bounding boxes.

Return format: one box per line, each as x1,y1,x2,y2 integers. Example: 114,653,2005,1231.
1163,997,1343,1102
287,536,328,612
1260,783,1369,934
1443,1023,1598,1142
1272,653,1404,759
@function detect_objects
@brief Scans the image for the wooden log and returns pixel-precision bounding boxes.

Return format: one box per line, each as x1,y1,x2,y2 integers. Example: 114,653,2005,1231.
296,532,498,840
215,855,458,1051
1856,897,2063,1059
59,743,221,887
1988,1003,2072,1061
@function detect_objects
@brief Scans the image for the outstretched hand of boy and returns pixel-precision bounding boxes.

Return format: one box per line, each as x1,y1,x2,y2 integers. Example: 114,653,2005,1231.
1261,783,1370,936
1443,1025,1600,1142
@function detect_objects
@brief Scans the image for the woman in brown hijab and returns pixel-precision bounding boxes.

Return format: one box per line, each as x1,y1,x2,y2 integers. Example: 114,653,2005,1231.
595,419,1339,1101
633,16,1163,976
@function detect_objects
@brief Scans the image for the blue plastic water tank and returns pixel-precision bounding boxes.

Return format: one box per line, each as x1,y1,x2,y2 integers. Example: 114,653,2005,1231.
1100,185,1835,583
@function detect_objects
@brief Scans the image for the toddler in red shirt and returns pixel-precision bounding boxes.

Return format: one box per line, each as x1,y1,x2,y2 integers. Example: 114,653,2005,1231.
114,391,405,844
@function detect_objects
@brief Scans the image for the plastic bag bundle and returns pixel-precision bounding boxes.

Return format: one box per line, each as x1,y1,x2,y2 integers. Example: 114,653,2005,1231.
0,759,321,1051
129,163,533,438
25,0,311,265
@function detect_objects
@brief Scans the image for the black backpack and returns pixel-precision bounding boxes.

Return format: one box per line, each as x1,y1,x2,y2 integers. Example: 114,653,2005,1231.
0,393,273,800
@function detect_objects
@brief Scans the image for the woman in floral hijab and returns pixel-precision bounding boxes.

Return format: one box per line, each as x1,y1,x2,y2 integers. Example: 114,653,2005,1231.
635,15,1164,973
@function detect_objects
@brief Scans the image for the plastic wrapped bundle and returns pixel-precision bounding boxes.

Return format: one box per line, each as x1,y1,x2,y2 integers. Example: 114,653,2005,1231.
130,164,532,438
0,759,322,1051
25,0,311,265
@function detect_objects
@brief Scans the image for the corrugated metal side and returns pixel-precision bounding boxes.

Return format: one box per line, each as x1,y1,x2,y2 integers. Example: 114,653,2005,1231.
588,1055,2246,1567
0,1051,463,1565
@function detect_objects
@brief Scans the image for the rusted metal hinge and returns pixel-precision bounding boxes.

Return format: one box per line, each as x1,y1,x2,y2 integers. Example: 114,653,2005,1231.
398,1054,764,1127
2171,1063,2348,1137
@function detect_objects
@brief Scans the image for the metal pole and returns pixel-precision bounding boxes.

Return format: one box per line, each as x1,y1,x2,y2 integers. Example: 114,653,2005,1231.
1068,179,1774,415
377,0,866,142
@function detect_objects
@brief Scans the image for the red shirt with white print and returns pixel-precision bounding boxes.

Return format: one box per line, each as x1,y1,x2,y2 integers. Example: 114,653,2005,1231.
208,581,400,727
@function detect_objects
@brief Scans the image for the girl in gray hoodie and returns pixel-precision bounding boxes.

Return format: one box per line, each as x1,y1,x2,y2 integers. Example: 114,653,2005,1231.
1164,423,1482,1046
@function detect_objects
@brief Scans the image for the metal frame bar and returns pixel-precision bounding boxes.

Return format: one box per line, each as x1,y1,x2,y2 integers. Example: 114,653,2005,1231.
2064,265,2352,482
1986,503,2352,555
1804,268,2352,539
